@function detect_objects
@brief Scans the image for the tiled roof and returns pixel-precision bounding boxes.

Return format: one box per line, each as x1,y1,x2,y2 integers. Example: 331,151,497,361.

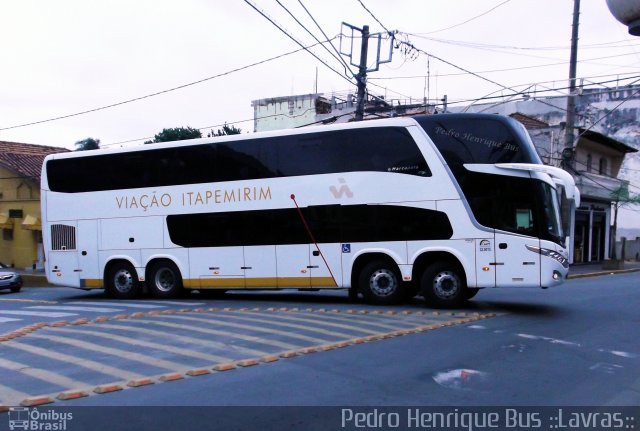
0,141,69,186
509,112,549,129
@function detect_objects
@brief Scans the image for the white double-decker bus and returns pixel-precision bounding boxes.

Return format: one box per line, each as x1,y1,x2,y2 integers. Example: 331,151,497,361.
41,114,579,307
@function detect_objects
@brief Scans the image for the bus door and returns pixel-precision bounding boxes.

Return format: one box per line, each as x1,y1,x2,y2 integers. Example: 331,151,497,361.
494,231,541,287
47,222,80,287
309,244,341,288
244,245,277,288
76,220,99,287
276,244,311,288
191,247,245,289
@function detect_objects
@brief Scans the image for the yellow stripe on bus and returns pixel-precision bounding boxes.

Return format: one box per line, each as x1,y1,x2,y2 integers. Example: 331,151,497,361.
86,276,337,289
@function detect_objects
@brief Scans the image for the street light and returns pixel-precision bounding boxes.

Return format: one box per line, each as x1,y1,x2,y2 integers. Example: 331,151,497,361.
606,0,640,36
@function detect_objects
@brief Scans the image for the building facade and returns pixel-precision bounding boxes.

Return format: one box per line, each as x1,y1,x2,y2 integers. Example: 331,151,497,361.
0,141,68,270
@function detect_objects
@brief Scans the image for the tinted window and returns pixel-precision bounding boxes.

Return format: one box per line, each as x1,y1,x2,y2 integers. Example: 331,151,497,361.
47,127,430,193
167,205,453,247
414,115,541,178
460,172,560,243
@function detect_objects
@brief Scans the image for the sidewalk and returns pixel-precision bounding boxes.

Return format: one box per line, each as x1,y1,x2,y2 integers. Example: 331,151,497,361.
568,261,640,279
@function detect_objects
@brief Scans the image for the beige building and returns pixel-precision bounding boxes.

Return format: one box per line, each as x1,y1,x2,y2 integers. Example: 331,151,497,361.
0,141,68,270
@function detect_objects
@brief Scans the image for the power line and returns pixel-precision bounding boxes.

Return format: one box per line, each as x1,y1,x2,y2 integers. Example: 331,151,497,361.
0,40,335,132
274,0,354,79
396,38,520,94
297,0,356,79
355,0,390,34
243,0,355,87
422,0,513,35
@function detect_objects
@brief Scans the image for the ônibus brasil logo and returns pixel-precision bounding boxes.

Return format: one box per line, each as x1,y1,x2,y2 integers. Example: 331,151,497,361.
8,407,73,431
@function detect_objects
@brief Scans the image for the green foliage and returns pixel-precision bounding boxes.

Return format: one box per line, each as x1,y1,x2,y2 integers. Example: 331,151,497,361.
208,123,242,137
144,127,202,144
74,137,100,151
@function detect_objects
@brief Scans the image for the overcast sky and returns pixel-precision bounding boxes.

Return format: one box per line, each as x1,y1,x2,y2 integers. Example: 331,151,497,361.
1,0,638,148
1,1,639,226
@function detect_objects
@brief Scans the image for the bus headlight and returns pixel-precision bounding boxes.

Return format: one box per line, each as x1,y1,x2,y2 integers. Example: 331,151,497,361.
525,245,569,268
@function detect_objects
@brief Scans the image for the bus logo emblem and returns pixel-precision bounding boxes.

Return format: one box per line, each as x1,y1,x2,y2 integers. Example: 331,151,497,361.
330,178,353,199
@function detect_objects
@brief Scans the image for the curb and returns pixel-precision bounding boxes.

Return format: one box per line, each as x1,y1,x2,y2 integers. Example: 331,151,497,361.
567,268,640,279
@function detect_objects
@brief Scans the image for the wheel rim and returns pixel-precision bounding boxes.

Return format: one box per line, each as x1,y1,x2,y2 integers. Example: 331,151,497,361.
154,268,176,293
369,269,398,297
113,268,134,293
432,270,461,299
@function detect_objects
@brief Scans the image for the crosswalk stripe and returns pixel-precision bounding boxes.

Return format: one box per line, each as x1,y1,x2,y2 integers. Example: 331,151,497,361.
54,326,232,364
222,312,370,338
0,357,93,391
133,318,299,351
67,301,165,309
0,316,22,323
163,314,332,345
30,331,191,371
0,310,77,318
26,305,124,313
98,323,268,358
0,383,30,406
232,311,385,335
4,341,143,381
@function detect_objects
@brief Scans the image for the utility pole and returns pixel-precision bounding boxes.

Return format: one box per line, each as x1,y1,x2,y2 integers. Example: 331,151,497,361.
563,0,581,165
340,22,393,122
355,25,370,121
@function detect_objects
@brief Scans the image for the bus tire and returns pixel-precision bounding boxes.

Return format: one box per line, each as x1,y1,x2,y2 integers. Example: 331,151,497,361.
147,260,183,299
420,261,466,308
106,261,141,299
358,260,404,305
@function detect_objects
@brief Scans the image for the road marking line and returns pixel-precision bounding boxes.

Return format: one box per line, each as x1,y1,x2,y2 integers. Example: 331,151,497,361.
283,311,415,331
97,323,267,358
222,312,373,338
26,305,125,313
4,340,143,381
132,318,299,351
0,310,77,318
0,383,30,406
0,317,21,323
0,357,93,391
67,301,165,309
28,332,188,372
54,326,232,363
143,300,205,306
0,299,57,304
234,311,388,334
163,314,332,345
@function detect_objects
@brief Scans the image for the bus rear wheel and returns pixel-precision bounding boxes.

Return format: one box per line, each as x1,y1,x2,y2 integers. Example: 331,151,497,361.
106,261,141,299
420,261,466,308
147,260,183,299
358,260,404,305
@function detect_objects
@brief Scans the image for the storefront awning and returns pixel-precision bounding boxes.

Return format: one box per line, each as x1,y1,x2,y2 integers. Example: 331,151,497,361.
0,213,13,230
21,214,41,231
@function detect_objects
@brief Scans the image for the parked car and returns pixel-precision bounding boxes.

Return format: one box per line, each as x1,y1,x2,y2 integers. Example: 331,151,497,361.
0,262,22,293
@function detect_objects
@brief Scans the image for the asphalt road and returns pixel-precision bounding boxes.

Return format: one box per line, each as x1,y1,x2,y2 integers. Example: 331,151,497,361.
1,273,639,430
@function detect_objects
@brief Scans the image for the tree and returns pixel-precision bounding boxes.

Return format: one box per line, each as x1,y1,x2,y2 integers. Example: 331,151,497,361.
74,137,100,151
610,184,640,260
144,127,202,144
208,123,242,137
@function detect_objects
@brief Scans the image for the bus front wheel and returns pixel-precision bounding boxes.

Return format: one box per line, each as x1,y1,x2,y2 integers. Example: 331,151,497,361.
420,261,466,308
358,260,404,305
147,260,183,299
106,261,141,299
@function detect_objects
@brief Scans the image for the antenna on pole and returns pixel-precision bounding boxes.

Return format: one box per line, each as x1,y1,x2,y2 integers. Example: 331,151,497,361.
339,22,394,121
